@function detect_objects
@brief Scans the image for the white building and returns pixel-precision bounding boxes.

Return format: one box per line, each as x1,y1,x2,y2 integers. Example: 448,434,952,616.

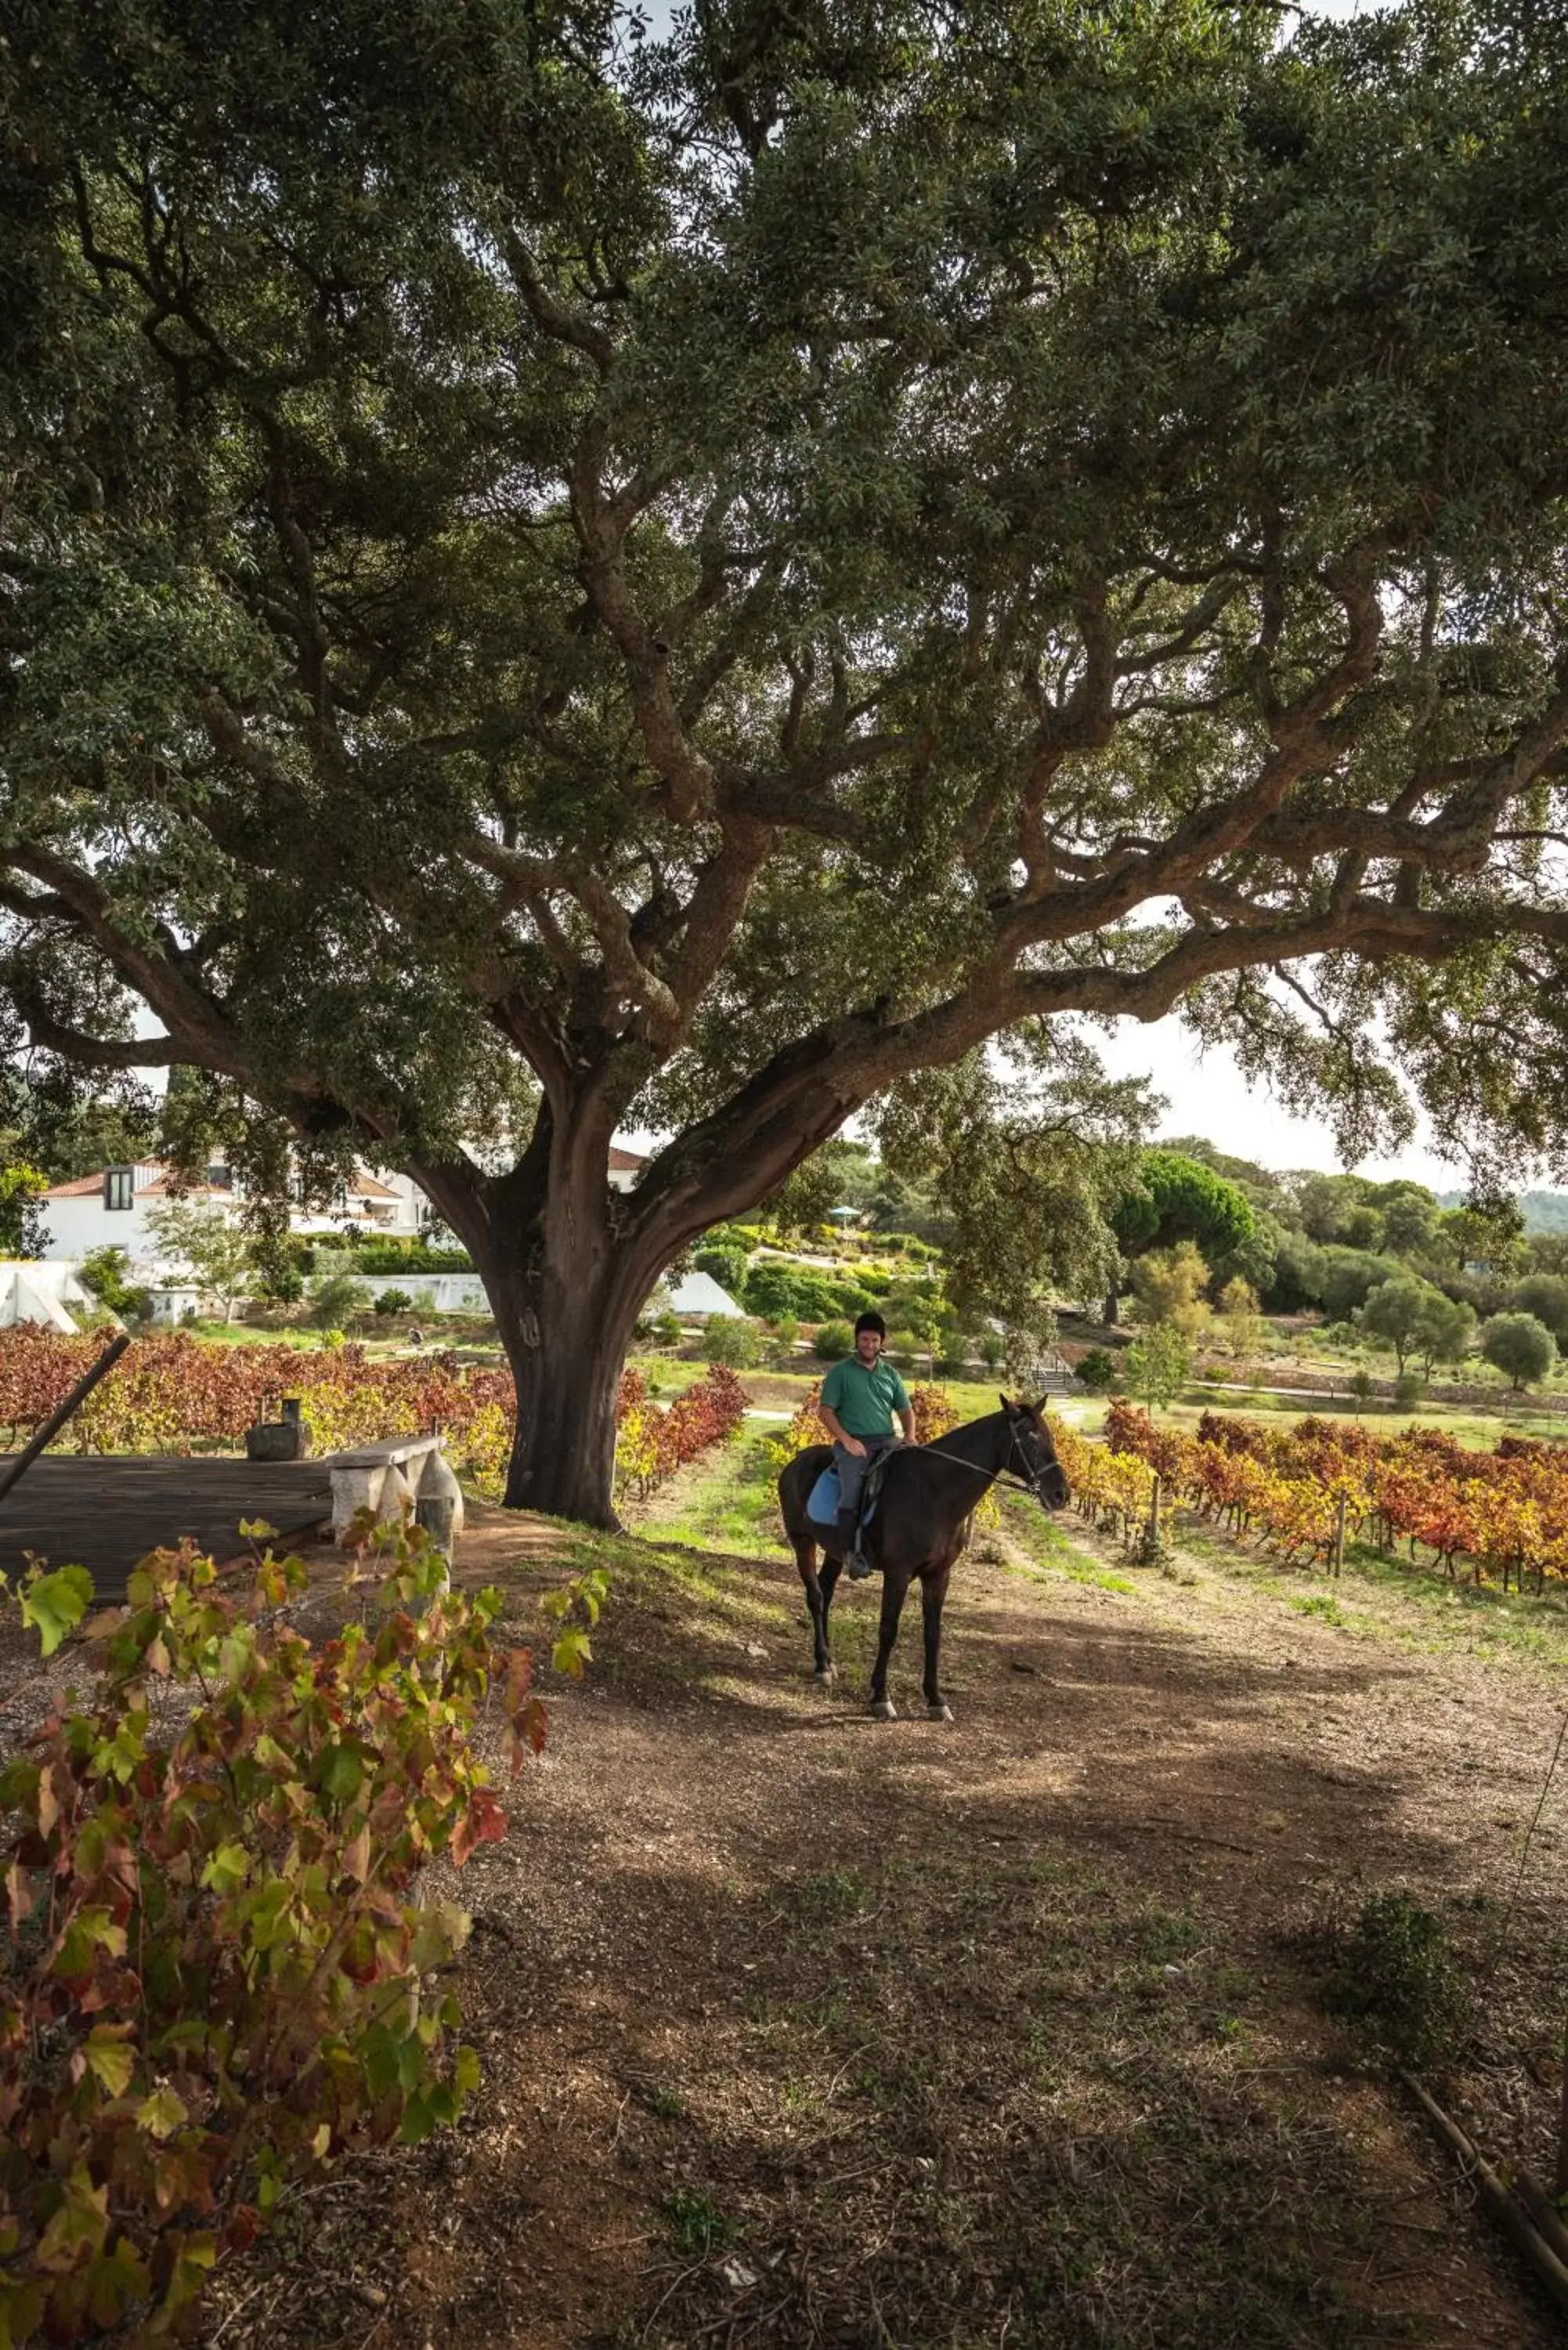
38,1146,652,1282
39,1160,419,1275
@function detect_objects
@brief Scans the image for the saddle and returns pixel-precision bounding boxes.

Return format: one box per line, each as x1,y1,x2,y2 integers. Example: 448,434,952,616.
805,1446,898,1532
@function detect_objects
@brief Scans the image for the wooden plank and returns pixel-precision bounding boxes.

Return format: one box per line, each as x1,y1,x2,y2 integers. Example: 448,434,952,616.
0,1455,333,1606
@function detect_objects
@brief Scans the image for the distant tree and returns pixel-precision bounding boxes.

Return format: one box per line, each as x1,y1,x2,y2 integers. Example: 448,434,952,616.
1218,1277,1267,1368
1413,1291,1476,1377
145,1199,258,1321
1125,1325,1190,1415
1321,1249,1396,1321
760,1141,876,1238
1510,1274,1568,1347
78,1245,151,1322
1075,1347,1119,1393
1378,1187,1441,1259
1128,1242,1211,1338
1342,1204,1386,1253
1526,1235,1568,1278
1292,1173,1368,1246
1266,1228,1328,1314
1359,1276,1440,1374
1480,1313,1557,1392
1107,1152,1253,1322
1437,1200,1527,1280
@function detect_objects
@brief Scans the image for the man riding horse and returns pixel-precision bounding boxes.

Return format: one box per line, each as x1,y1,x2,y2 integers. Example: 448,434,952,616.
817,1310,915,1577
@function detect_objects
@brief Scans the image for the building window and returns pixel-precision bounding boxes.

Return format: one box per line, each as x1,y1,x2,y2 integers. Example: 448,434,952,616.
103,1166,135,1212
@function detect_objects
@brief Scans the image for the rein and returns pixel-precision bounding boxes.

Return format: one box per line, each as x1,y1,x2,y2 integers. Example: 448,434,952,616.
904,1420,1057,1502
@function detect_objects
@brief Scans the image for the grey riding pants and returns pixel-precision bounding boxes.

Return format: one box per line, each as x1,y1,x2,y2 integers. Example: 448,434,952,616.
833,1434,894,1515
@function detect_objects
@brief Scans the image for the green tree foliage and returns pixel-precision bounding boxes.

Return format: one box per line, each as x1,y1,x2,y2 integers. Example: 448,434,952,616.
1479,1312,1557,1391
1509,1274,1568,1345
1413,1289,1476,1376
0,1162,49,1259
759,1141,876,1238
1123,1325,1190,1414
78,1245,152,1323
700,1314,760,1368
307,1271,365,1332
874,1037,1154,1346
1217,1277,1267,1368
1127,1242,1212,1338
143,1201,258,1321
6,0,1568,1521
1111,1152,1255,1269
1321,1249,1397,1321
1358,1275,1445,1374
1267,1228,1329,1314
1074,1347,1119,1393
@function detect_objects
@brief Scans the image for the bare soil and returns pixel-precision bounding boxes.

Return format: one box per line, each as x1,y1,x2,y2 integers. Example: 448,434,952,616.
187,1487,1568,2347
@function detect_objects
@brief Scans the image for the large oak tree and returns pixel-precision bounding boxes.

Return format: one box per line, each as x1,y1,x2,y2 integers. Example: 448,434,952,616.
5,0,1568,1519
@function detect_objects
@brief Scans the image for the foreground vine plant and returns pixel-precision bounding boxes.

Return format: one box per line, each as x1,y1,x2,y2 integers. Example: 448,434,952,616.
0,1524,587,2344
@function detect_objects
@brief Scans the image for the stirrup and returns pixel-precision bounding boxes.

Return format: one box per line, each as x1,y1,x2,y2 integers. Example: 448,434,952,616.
844,1536,875,1581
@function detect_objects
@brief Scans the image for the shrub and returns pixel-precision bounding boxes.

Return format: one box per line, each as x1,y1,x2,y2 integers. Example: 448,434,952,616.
307,1271,363,1330
352,1242,474,1273
78,1246,153,1323
814,1320,854,1361
977,1330,1006,1369
374,1287,415,1316
701,1314,760,1368
772,1315,799,1347
0,1525,580,2343
1392,1371,1425,1409
654,1309,682,1347
1321,1889,1470,2069
1075,1347,1118,1392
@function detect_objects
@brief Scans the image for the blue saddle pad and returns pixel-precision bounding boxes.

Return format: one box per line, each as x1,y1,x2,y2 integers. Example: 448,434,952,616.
807,1466,840,1525
807,1464,885,1529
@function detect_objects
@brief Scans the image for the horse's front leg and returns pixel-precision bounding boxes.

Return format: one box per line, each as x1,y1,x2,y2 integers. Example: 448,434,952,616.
868,1567,910,1720
793,1538,833,1681
921,1561,954,1722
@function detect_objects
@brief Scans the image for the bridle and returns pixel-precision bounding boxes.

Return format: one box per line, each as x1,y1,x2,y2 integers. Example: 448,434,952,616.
910,1415,1062,1503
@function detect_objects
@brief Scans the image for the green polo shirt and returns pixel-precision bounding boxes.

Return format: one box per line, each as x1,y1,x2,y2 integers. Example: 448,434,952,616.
819,1353,911,1438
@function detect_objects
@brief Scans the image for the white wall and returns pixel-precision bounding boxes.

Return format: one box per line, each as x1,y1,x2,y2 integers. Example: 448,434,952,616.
336,1272,491,1317
40,1195,172,1271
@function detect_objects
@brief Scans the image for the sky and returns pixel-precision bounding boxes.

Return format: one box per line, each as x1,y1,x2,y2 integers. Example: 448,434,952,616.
1086,1018,1465,1190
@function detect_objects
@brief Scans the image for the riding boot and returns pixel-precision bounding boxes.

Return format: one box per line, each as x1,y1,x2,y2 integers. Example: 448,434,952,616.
836,1506,873,1579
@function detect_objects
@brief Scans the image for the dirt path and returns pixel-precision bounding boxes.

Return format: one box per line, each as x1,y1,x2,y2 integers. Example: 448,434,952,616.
204,1495,1568,2350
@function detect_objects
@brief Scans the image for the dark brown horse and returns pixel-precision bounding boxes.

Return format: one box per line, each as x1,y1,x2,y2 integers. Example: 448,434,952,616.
778,1397,1070,1720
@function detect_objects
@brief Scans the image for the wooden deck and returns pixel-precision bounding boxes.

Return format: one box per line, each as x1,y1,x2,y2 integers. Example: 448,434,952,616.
0,1455,333,1604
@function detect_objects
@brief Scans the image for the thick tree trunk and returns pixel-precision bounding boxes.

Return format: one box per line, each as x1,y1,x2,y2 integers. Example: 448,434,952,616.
482,1242,647,1526
441,1105,662,1528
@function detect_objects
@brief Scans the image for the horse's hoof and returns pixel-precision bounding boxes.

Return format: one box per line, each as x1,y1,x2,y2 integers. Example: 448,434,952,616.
813,1665,836,1686
867,1697,897,1720
926,1702,954,1723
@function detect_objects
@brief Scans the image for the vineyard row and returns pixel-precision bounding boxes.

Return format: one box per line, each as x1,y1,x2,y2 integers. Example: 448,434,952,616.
0,1329,745,1505
1056,1401,1568,1593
